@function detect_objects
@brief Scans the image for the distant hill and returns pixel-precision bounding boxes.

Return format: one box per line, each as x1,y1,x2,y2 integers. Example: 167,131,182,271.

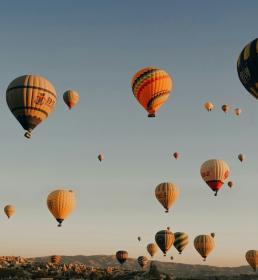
32,255,256,278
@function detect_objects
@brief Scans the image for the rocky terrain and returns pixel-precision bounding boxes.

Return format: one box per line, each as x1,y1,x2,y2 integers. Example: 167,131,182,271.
0,255,257,279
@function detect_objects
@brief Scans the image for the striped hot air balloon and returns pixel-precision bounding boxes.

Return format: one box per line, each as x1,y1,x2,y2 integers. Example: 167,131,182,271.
237,38,258,99
155,182,179,213
4,205,15,219
116,250,128,265
131,67,173,117
146,243,157,258
6,75,57,139
51,255,61,265
204,102,214,112
246,250,258,271
200,159,230,196
173,232,189,254
63,90,79,110
47,189,76,227
194,234,215,261
137,256,148,269
155,227,175,256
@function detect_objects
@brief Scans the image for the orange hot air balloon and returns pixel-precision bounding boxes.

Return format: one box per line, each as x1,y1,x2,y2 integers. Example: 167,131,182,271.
155,182,179,213
238,154,244,162
200,159,230,196
221,104,230,113
155,227,175,256
173,152,179,160
98,154,104,162
51,255,61,265
4,205,15,219
147,243,157,258
131,67,173,117
63,90,79,110
235,108,241,116
194,234,215,261
204,102,214,112
47,189,76,227
228,181,234,188
246,250,258,271
6,75,57,139
116,250,128,265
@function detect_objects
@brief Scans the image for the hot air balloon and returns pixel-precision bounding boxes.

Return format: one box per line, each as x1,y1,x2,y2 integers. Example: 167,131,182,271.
235,108,241,116
63,90,79,110
4,205,15,219
170,256,174,261
147,243,157,258
228,181,234,188
138,236,141,242
131,67,173,117
116,250,128,265
98,154,104,162
155,227,175,256
51,255,61,265
246,250,258,271
238,154,244,162
194,234,215,261
200,159,230,196
47,189,76,227
173,152,179,160
173,232,189,254
237,38,258,99
211,232,215,238
155,182,179,213
204,102,214,112
221,104,230,113
137,256,148,269
6,75,57,139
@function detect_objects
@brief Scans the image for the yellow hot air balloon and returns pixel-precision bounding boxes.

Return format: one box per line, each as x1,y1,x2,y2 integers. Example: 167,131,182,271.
6,75,57,139
194,234,215,261
200,159,230,196
204,102,214,112
155,182,179,213
4,205,15,219
155,227,175,256
47,189,76,227
63,90,79,110
51,255,61,265
235,108,241,116
246,250,258,271
221,104,230,113
147,243,157,258
131,67,173,117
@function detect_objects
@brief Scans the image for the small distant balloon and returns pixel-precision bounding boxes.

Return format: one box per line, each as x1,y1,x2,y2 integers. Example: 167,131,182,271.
63,90,79,110
170,256,174,261
246,250,258,271
138,236,141,242
98,154,104,162
137,256,148,269
51,255,61,265
228,181,234,188
238,154,244,162
211,232,215,238
4,205,15,219
173,152,180,160
204,102,214,112
235,108,241,116
221,104,230,113
116,250,128,265
147,243,157,258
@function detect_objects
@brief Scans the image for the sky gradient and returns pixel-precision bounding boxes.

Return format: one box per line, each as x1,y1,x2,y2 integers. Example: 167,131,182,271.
0,0,258,266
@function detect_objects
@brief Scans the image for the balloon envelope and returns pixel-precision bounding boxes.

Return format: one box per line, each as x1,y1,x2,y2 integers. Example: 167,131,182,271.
246,250,258,271
194,235,215,261
63,90,79,109
47,189,76,227
173,232,189,254
155,227,175,256
4,205,15,219
204,102,214,112
6,75,57,138
116,250,128,265
131,67,173,117
137,256,148,268
155,182,179,212
147,243,157,258
237,38,258,99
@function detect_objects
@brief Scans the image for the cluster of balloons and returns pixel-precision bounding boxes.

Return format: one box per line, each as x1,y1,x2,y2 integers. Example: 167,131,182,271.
204,102,241,116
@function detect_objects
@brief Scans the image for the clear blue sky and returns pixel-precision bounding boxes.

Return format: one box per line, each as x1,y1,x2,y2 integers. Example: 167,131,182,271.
0,0,257,266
